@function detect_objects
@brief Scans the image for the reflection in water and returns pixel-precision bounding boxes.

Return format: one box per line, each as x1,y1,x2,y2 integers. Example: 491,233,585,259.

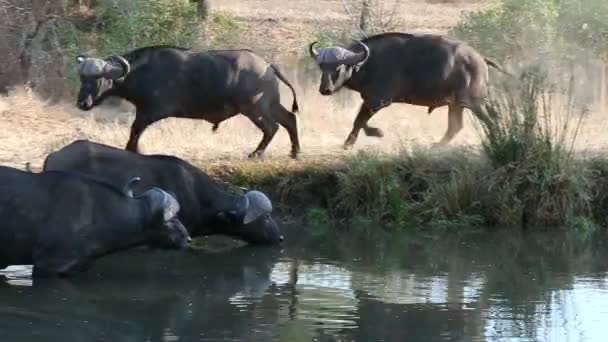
0,229,607,341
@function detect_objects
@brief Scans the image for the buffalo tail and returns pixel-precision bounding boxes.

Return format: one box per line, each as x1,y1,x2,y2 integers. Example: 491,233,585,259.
270,64,300,113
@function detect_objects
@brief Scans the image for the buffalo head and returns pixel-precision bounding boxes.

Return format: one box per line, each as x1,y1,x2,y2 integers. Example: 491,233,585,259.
124,177,192,250
75,54,131,110
309,40,370,95
220,190,284,245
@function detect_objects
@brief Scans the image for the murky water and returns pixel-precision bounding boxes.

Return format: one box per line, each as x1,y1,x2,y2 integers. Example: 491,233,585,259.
1,228,608,342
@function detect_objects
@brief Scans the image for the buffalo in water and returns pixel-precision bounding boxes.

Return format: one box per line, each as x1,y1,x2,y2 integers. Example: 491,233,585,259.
0,166,191,277
308,32,511,148
43,140,284,245
75,45,301,158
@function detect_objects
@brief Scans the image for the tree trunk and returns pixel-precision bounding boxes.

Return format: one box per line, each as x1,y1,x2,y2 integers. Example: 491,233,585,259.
359,0,370,33
198,0,210,21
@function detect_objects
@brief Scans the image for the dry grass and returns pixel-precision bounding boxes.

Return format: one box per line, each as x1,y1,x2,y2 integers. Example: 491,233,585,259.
2,0,607,173
0,78,485,172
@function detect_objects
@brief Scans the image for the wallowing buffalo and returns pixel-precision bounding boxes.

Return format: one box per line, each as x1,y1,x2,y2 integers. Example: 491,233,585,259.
0,166,191,277
75,45,301,158
308,32,511,148
43,140,284,245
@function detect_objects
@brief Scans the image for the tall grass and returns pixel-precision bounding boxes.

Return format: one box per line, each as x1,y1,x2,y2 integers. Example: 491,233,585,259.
471,65,591,228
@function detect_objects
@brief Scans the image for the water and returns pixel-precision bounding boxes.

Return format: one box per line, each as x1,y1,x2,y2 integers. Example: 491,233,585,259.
1,228,608,342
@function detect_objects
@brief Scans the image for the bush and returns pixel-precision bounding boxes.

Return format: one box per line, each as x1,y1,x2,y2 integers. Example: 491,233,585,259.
453,0,560,64
96,0,199,54
453,0,608,68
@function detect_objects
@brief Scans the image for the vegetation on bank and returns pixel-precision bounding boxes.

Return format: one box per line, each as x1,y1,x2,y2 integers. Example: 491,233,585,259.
205,66,604,234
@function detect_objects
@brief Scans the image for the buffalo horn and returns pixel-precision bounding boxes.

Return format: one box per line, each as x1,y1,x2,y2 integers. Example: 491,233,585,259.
122,176,141,197
344,40,370,67
243,190,272,224
143,188,181,221
159,189,180,221
112,55,131,76
103,55,131,80
309,41,320,60
77,57,107,77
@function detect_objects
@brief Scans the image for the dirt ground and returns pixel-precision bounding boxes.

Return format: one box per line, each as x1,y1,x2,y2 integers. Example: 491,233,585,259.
1,0,606,172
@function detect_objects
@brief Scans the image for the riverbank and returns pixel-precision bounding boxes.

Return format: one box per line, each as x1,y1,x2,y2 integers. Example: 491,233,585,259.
201,145,607,235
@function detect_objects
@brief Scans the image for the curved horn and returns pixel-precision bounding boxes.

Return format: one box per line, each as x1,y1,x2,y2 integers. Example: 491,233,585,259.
111,55,131,76
143,188,180,221
102,55,131,80
78,58,107,77
122,176,141,198
154,188,180,221
343,40,371,67
243,190,272,224
309,41,320,60
159,189,180,221
357,40,371,66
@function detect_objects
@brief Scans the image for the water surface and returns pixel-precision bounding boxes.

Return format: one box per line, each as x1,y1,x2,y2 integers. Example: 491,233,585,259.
1,228,607,342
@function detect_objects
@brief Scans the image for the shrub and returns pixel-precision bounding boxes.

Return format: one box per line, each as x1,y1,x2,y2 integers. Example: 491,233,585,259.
453,0,608,63
95,0,199,54
472,65,591,228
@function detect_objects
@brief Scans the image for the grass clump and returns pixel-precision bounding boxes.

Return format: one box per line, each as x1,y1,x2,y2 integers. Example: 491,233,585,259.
472,65,590,228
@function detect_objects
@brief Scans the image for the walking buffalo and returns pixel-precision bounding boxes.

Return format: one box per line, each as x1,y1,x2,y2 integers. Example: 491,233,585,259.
308,32,511,148
0,165,191,277
43,140,284,245
75,45,301,158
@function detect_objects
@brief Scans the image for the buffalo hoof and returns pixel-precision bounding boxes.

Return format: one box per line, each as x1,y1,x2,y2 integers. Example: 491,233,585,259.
431,141,448,149
343,133,357,149
248,151,264,159
289,151,300,160
364,127,384,138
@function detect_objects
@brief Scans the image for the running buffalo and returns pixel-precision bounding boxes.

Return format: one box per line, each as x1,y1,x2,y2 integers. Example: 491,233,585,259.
43,140,284,245
308,32,511,148
0,165,191,277
75,45,301,158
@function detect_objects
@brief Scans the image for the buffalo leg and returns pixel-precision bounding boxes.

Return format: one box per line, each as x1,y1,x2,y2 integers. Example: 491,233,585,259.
436,104,464,146
344,99,387,149
246,114,279,158
125,115,156,153
273,105,301,159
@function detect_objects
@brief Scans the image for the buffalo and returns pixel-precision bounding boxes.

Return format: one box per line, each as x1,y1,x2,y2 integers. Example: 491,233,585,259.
0,165,191,277
43,139,284,245
308,32,510,148
75,45,301,158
